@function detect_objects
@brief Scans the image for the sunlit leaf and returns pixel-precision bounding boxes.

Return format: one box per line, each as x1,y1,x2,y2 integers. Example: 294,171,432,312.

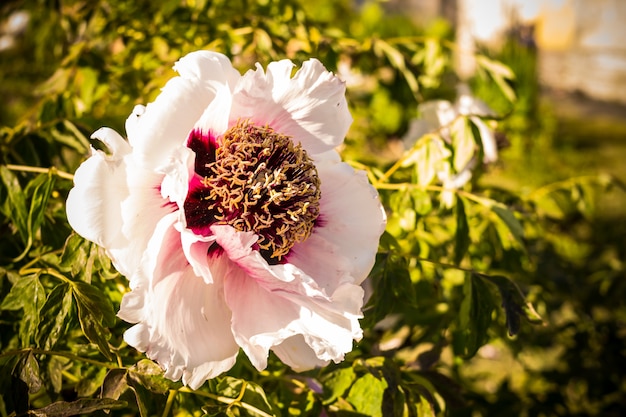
321,366,356,405
346,373,388,417
128,359,181,394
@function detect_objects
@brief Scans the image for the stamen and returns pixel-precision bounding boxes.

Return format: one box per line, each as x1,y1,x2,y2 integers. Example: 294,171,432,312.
187,121,321,263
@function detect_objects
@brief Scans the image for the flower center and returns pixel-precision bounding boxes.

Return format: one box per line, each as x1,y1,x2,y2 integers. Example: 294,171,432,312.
200,121,321,262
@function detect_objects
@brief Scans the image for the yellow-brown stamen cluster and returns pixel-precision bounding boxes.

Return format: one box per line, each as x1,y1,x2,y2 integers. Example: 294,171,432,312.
202,121,321,262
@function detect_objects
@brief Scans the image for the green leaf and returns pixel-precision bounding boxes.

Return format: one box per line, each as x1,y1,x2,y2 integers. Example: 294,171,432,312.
214,377,276,417
29,398,127,417
36,283,73,350
101,369,130,400
450,117,475,173
24,172,56,243
476,55,516,102
126,376,152,417
364,253,416,328
128,359,181,394
322,367,357,405
454,197,470,265
346,373,388,417
455,274,494,358
491,204,525,249
71,281,116,359
48,356,69,394
480,275,543,336
0,165,28,241
1,274,46,346
18,351,42,394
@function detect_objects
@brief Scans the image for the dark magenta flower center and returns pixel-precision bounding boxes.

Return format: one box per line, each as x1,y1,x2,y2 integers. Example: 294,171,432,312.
184,121,321,262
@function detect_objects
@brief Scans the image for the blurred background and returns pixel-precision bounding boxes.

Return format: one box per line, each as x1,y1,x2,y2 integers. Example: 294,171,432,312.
1,0,625,416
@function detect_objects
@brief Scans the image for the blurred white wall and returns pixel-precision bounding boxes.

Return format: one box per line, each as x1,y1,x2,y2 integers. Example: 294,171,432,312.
455,0,626,103
400,0,626,103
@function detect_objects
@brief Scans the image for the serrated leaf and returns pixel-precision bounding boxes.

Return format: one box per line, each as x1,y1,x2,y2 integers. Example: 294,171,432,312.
322,367,356,405
454,197,470,265
346,373,388,417
456,274,494,358
30,398,127,417
36,283,73,350
480,274,543,336
71,281,116,359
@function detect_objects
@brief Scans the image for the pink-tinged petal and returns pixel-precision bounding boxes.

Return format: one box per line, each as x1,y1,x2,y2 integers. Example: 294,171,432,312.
272,335,330,371
212,225,363,371
119,213,239,389
289,161,386,288
179,226,217,284
159,145,195,209
230,59,352,155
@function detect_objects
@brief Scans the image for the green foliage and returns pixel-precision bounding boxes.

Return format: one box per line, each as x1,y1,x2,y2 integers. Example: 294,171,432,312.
1,0,625,415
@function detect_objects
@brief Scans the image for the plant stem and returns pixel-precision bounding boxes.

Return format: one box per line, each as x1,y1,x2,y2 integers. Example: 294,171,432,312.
4,164,74,181
0,348,117,369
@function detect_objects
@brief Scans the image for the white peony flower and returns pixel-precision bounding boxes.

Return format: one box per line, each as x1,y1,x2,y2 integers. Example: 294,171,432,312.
402,84,498,206
66,51,386,389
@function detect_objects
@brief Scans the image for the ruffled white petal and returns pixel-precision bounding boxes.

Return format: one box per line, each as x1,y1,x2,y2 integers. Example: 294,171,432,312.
289,161,386,288
230,58,352,155
66,128,168,277
174,50,241,90
126,51,240,170
272,335,330,371
211,225,363,372
119,214,239,389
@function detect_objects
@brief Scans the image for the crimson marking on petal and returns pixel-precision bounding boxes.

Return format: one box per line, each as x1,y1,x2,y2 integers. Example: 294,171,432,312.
184,121,321,264
187,128,218,177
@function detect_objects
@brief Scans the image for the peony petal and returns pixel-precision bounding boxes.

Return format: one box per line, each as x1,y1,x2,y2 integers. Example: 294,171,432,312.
126,51,240,170
67,128,169,277
66,131,128,252
272,335,330,371
174,50,241,89
119,213,239,389
230,58,352,155
289,161,386,288
212,225,363,371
